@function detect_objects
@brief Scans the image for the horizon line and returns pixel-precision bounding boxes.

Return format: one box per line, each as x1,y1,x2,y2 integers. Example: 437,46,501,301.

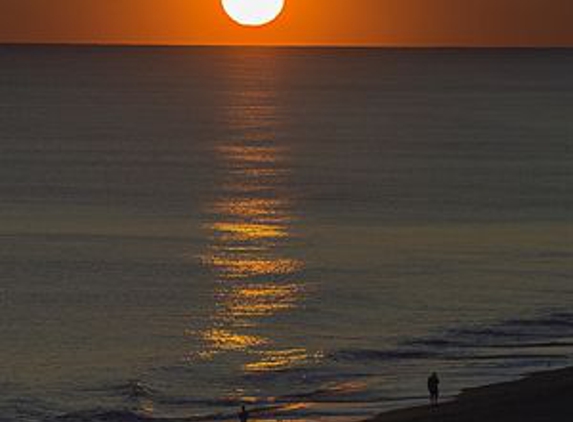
1,41,573,50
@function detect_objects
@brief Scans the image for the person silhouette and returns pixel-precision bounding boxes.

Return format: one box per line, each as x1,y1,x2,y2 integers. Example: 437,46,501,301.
239,405,249,422
427,372,440,406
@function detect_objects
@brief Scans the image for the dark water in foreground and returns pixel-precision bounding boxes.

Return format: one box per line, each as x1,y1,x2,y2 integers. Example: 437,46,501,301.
0,47,572,422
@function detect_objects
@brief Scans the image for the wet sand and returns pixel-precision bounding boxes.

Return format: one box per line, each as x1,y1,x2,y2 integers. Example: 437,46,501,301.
368,366,573,422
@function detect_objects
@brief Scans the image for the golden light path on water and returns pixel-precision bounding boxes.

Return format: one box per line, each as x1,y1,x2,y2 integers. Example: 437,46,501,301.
193,55,321,376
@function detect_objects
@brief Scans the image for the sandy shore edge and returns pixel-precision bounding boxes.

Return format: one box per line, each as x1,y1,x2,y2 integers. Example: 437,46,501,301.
367,366,573,422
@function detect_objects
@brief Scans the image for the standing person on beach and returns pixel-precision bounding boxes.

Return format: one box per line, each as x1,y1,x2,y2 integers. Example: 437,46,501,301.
427,372,440,406
239,405,249,422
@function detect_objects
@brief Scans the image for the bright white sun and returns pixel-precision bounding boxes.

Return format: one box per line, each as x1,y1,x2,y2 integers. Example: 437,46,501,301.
222,0,285,27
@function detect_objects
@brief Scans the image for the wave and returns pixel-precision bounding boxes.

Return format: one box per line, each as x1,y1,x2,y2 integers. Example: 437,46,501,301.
445,353,570,361
413,311,573,349
329,349,437,363
326,310,573,369
48,409,227,422
49,410,153,422
109,381,158,401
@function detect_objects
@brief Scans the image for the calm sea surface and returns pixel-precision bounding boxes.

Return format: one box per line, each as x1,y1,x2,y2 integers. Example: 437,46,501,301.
1,47,572,422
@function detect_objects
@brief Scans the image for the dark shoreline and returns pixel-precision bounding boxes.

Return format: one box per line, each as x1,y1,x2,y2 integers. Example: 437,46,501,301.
367,366,573,422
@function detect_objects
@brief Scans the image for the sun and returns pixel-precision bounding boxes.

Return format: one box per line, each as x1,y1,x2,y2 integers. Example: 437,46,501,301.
221,0,285,27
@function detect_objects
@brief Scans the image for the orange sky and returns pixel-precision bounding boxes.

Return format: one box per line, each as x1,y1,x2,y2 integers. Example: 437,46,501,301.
1,0,572,46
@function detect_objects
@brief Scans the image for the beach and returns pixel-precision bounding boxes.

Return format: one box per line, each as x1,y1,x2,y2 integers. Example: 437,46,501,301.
369,366,573,422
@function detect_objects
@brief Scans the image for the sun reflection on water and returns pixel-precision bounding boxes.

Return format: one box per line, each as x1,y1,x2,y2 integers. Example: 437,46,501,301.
193,73,317,374
244,349,318,373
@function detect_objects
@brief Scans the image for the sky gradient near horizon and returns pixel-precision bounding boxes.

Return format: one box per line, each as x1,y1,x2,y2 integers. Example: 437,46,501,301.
1,0,573,46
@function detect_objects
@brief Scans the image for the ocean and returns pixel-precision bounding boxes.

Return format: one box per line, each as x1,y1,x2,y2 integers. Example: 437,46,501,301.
1,46,572,422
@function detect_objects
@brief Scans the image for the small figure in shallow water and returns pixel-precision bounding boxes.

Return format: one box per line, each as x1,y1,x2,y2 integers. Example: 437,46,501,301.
239,405,249,422
427,372,440,406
